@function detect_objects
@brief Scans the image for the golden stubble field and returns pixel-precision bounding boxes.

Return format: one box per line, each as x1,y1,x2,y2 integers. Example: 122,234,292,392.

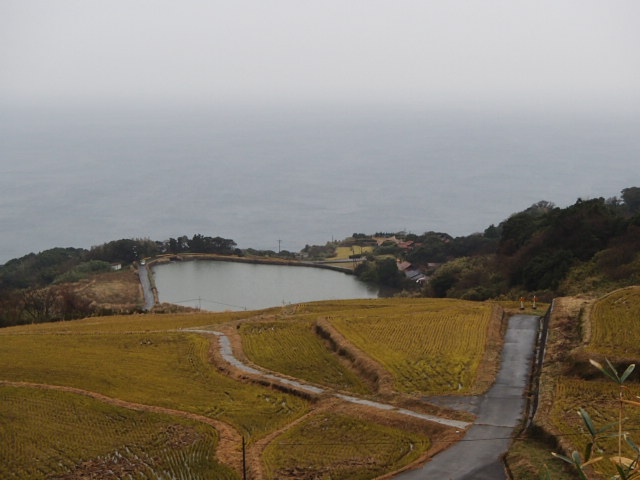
0,297,505,480
513,286,640,480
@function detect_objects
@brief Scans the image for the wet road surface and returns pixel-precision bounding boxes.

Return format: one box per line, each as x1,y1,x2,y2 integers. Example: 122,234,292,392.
393,314,540,480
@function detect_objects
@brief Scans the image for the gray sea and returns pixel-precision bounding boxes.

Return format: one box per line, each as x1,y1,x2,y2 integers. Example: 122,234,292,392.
1,104,639,265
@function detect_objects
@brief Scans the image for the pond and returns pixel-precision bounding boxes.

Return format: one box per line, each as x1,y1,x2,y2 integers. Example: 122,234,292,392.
152,260,380,311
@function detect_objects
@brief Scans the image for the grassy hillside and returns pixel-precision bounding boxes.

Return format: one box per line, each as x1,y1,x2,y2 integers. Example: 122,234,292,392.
237,298,502,396
262,409,430,480
0,298,496,479
0,386,237,480
0,332,308,438
240,320,372,395
509,287,640,479
420,192,640,301
585,286,640,358
327,299,501,395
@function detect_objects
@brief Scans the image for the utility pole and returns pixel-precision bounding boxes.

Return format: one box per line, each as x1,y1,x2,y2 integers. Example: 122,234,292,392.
278,239,281,253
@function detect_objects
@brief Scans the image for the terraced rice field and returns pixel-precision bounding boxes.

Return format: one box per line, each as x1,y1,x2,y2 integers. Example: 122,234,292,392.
587,286,640,357
0,298,497,479
0,332,308,438
531,290,640,480
240,320,371,394
262,411,430,480
0,311,248,334
0,386,238,480
327,299,498,394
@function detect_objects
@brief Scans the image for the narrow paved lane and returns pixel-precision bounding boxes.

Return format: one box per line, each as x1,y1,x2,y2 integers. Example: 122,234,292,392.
184,328,471,430
138,264,155,310
394,314,540,479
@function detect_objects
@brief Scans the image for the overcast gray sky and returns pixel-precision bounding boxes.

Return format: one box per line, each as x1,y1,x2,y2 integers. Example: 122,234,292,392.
1,1,639,110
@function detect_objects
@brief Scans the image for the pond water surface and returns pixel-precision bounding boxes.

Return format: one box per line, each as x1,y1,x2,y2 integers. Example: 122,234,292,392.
153,260,379,311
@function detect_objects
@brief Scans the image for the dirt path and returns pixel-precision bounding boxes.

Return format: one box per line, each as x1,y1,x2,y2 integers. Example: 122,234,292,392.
0,380,243,473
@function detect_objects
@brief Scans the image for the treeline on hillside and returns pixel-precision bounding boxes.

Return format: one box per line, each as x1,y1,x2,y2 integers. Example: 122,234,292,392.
3,187,640,325
422,187,640,300
339,188,640,298
0,234,237,327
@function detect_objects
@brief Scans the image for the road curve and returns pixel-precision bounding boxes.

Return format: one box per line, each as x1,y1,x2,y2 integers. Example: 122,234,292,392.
393,314,540,480
184,328,471,430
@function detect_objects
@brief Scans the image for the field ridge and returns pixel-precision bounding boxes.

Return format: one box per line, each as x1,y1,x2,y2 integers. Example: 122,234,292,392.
192,327,473,429
314,317,394,394
1,298,509,479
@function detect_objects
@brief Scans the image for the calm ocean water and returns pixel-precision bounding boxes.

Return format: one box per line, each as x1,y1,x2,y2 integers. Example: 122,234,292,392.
1,104,639,264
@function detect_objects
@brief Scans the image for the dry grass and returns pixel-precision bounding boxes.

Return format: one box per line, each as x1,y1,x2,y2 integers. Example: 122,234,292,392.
519,292,640,480
585,286,640,358
549,378,640,478
326,299,498,395
506,437,578,480
0,331,309,439
494,300,549,316
240,319,372,394
76,270,143,307
262,404,431,480
327,246,374,260
0,297,511,479
0,385,238,480
0,311,249,334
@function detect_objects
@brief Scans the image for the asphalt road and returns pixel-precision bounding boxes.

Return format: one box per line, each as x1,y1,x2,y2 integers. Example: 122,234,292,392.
394,314,540,480
138,264,155,310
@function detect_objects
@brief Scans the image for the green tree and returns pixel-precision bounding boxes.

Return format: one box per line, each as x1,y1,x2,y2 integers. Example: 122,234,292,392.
522,250,574,291
406,232,451,263
428,270,457,297
499,211,546,255
376,258,404,287
622,187,640,215
355,258,404,287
